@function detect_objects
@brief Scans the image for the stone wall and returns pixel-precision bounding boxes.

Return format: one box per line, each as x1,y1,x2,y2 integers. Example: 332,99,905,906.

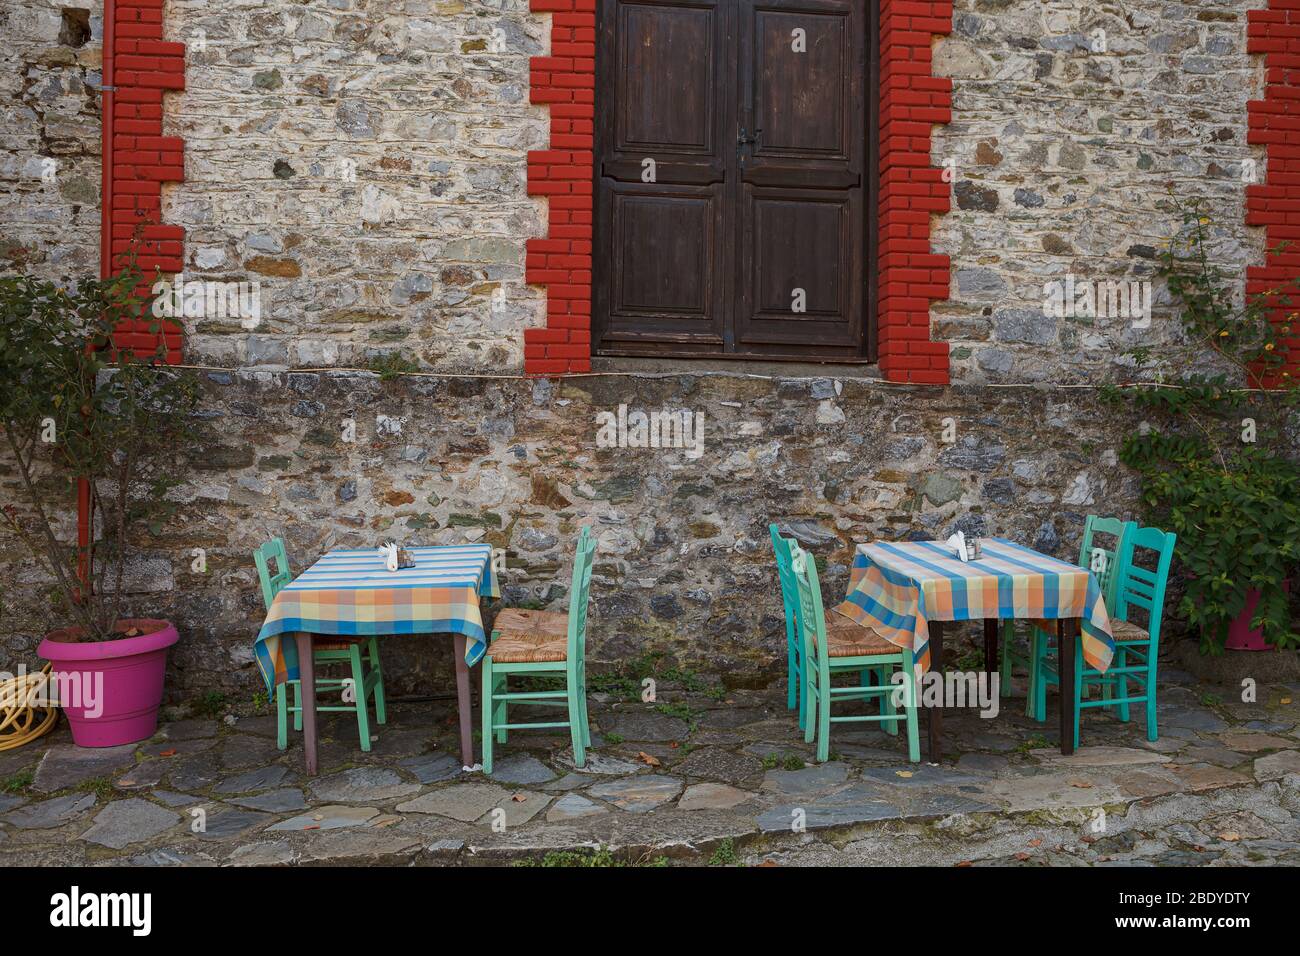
166,0,549,372
933,0,1264,385
0,0,1270,379
0,0,104,282
0,0,1290,702
4,370,1160,701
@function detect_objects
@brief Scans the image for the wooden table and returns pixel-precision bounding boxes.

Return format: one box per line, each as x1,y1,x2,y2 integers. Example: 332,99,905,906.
925,616,1081,762
253,544,498,776
834,538,1114,763
294,632,477,774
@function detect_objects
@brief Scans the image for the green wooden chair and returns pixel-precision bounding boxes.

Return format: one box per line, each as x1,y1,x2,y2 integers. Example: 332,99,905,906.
1001,515,1135,713
481,526,595,774
253,538,387,752
788,540,920,763
1030,524,1176,749
770,523,807,723
771,525,876,731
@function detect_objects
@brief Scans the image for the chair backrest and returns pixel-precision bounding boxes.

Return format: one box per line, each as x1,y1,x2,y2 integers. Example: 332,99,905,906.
253,537,292,611
1113,525,1177,646
1078,515,1136,611
566,526,597,666
789,543,829,677
770,523,800,643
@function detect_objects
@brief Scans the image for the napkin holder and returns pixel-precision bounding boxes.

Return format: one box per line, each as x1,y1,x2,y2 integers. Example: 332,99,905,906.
945,531,980,563
376,542,416,571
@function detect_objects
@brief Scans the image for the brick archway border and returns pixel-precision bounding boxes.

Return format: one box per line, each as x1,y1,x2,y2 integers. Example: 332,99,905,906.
1247,1,1300,386
101,0,186,364
522,0,954,383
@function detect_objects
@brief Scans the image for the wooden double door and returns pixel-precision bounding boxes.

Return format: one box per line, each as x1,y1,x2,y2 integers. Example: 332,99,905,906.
593,0,874,361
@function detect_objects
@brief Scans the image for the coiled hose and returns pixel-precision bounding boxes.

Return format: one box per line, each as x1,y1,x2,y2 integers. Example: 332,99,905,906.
0,663,58,752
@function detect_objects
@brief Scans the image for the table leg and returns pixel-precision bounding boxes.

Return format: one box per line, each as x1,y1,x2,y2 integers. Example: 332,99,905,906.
926,621,945,762
453,634,475,767
1058,619,1076,756
983,617,998,677
294,633,318,776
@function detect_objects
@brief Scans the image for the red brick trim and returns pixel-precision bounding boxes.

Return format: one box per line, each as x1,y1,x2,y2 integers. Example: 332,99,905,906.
522,0,952,380
101,0,186,363
876,0,952,384
523,0,596,374
1247,1,1300,386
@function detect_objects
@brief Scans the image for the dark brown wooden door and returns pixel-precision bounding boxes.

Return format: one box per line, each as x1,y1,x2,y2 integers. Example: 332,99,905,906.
594,0,872,360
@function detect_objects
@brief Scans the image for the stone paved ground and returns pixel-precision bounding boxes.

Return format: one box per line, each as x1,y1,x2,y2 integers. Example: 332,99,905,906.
2,654,1298,867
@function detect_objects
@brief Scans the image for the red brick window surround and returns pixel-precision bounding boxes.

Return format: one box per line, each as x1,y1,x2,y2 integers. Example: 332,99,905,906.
102,0,186,364
522,0,954,382
1247,0,1300,386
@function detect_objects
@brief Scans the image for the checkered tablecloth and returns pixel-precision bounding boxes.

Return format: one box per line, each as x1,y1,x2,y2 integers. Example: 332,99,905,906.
833,537,1114,677
254,544,498,692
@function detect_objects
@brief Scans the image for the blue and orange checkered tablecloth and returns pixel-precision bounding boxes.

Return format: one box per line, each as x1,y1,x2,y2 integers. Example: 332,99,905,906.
254,544,498,693
833,537,1114,678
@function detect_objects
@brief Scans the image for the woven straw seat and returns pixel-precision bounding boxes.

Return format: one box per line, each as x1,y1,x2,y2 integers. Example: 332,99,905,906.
1029,617,1148,644
313,636,368,652
1109,619,1150,643
824,614,897,657
490,608,569,663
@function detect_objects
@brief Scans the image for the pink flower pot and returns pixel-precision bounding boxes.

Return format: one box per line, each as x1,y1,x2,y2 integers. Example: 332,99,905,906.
1225,582,1291,652
38,619,179,747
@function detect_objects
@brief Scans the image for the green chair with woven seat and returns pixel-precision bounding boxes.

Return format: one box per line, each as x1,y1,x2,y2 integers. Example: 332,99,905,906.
481,526,595,774
771,524,878,731
253,538,387,752
1001,515,1135,713
788,540,920,763
1030,523,1176,748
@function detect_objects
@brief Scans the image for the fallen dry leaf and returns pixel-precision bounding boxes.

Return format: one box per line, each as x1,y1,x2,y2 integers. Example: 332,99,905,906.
1069,780,1094,789
1081,835,1097,844
955,860,973,868
1281,698,1292,705
638,751,661,766
1014,852,1031,861
1220,831,1241,842
159,748,177,757
895,770,914,778
1028,838,1042,847
511,793,527,802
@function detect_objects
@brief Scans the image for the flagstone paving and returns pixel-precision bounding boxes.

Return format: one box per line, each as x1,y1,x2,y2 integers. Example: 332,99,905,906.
0,665,1297,866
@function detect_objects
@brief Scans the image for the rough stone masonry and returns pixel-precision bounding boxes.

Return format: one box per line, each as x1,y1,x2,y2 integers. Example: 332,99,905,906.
0,0,1291,699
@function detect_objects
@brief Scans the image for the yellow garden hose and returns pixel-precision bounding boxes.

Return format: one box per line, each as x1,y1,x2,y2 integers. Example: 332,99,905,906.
0,663,58,751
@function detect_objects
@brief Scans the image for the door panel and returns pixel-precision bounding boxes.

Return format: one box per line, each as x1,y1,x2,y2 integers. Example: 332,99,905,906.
595,0,871,360
741,189,859,346
736,0,863,352
601,184,725,343
753,9,849,157
616,3,716,154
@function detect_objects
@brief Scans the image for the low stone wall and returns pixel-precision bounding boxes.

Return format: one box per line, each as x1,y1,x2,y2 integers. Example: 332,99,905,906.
1,369,1166,703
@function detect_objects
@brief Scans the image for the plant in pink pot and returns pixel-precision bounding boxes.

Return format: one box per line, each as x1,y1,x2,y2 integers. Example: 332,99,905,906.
1108,195,1300,658
1,260,198,747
